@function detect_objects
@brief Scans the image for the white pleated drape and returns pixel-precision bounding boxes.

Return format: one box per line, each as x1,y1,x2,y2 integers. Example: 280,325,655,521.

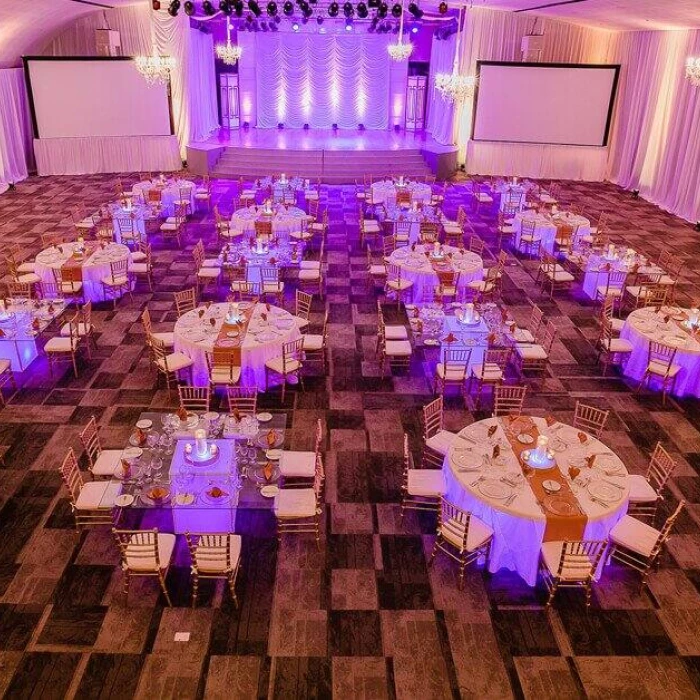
188,28,219,143
426,35,456,145
0,69,33,190
606,29,700,223
252,33,390,129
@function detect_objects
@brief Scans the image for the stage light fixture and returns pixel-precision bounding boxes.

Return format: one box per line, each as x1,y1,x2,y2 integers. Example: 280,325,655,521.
407,2,423,18
332,123,338,130
377,3,388,18
234,0,245,14
301,3,313,18
167,0,180,16
267,1,277,14
283,0,294,13
328,1,339,15
343,2,353,17
261,20,268,28
316,15,324,23
303,123,310,129
248,0,262,16
391,3,401,17
152,0,161,10
345,18,353,29
278,122,284,129
184,0,195,15
291,20,299,29
202,0,216,14
356,2,368,18
438,1,447,13
358,123,365,130
410,24,418,33
368,0,379,7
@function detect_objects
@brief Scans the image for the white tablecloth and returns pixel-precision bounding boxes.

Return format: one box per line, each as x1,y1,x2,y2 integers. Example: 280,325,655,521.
513,212,590,255
371,180,432,207
34,242,131,303
133,179,195,217
620,307,700,398
387,245,483,304
574,250,658,300
111,204,146,243
229,206,308,241
443,416,629,586
173,302,302,389
494,183,527,212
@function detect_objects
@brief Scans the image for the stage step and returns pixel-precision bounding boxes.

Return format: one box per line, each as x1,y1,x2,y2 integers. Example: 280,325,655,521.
211,146,432,182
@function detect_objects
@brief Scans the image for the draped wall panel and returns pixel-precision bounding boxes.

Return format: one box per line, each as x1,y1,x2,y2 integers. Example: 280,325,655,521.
0,69,33,190
252,33,390,129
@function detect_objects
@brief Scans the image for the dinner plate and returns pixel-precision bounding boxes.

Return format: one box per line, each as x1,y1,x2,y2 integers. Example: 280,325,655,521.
260,485,280,498
217,338,238,348
424,338,440,346
136,419,152,430
544,496,578,516
256,412,273,422
517,433,535,445
477,479,512,500
200,490,232,505
588,481,621,502
453,452,482,470
114,494,134,507
122,447,143,460
226,331,240,339
256,331,278,342
542,479,562,493
266,449,283,460
186,331,206,342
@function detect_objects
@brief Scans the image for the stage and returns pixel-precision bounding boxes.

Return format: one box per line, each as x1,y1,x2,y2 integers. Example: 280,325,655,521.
187,128,458,183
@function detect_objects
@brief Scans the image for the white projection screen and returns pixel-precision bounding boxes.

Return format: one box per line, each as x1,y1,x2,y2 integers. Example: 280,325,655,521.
25,58,173,139
472,62,620,146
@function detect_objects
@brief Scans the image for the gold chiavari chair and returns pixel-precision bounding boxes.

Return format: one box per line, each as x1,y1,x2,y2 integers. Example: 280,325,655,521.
359,207,382,247
367,245,387,290
596,316,633,375
226,386,258,415
273,463,324,549
394,219,411,246
385,263,413,308
59,300,95,357
400,433,445,522
260,265,284,305
151,335,194,394
174,288,197,317
293,290,313,330
537,251,575,299
434,347,471,399
419,221,440,245
428,497,494,590
434,269,460,304
185,532,242,608
302,308,329,372
518,218,541,257
178,385,211,412
636,341,681,405
627,442,678,522
160,203,187,248
422,395,456,467
279,418,323,485
79,415,123,477
265,336,304,402
572,401,609,438
206,347,242,391
469,347,511,409
514,321,556,377
130,242,154,291
45,315,81,377
101,258,132,309
493,384,527,418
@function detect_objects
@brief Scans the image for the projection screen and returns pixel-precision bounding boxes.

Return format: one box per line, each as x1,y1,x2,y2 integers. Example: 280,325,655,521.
472,62,620,147
24,57,173,139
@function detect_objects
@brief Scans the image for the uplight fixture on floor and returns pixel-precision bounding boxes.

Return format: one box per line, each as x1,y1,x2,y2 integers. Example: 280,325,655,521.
215,17,243,64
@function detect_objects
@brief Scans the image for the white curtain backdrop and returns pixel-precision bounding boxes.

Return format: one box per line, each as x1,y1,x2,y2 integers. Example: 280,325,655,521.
252,33,390,129
426,35,456,145
606,29,700,222
188,28,219,143
0,69,33,190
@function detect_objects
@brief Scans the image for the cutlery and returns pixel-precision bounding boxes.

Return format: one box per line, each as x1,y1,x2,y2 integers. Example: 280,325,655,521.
589,496,610,507
503,493,517,506
601,478,624,489
470,475,485,487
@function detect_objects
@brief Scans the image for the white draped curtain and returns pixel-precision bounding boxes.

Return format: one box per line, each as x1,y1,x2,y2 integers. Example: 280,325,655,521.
606,29,700,222
426,35,456,145
252,33,390,129
0,69,33,189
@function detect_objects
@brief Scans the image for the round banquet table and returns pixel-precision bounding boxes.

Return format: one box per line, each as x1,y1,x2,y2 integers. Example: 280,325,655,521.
443,415,629,586
34,242,132,303
371,179,432,207
229,205,309,241
387,244,483,304
132,178,196,216
513,211,590,255
173,302,302,389
575,249,657,300
620,306,700,398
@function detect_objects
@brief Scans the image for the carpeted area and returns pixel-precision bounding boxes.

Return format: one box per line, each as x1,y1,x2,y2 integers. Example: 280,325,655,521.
0,173,699,698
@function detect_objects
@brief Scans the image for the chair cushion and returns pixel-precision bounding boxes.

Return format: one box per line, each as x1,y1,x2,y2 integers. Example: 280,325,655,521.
515,344,548,361
197,268,221,279
513,328,534,343
17,262,36,273
647,360,682,378
627,474,659,504
370,264,387,276
263,282,284,293
45,337,76,352
475,193,493,203
279,450,316,478
130,251,147,263
470,363,504,381
541,541,595,581
425,429,457,456
385,325,408,340
76,480,121,510
274,487,317,517
386,279,413,291
435,285,458,296
91,449,124,476
160,223,179,231
596,285,623,298
601,338,634,353
265,356,302,375
131,261,153,274
60,322,93,337
362,221,381,232
299,269,320,281
18,273,41,284
543,268,574,282
609,515,661,558
156,352,193,372
407,469,446,497
303,334,324,351
295,316,310,330
194,535,242,573
385,340,412,357
300,261,321,270
436,363,466,381
441,514,493,552
290,231,313,241
203,259,221,268
210,366,242,384
124,533,176,571
102,275,129,287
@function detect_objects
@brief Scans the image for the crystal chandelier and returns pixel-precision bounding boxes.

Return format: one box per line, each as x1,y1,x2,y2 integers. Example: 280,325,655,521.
387,0,413,62
686,57,700,86
216,18,243,65
433,6,475,103
135,52,175,85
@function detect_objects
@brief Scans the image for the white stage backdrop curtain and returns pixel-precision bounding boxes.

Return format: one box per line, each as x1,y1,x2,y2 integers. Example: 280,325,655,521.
188,28,219,143
453,7,614,178
426,35,456,145
606,29,700,223
0,69,33,190
253,33,390,129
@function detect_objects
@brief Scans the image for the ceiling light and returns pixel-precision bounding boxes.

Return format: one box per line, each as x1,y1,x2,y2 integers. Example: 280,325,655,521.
184,1,195,15
328,1,339,15
407,2,422,18
267,1,278,14
202,0,216,14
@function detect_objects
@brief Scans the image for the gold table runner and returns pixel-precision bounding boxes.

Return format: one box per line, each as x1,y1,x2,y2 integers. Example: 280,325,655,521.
212,303,260,366
60,242,100,282
501,416,587,543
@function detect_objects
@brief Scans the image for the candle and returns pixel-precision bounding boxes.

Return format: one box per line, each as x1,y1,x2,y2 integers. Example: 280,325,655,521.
194,429,207,458
691,308,699,326
281,173,286,183
535,435,549,460
433,241,440,256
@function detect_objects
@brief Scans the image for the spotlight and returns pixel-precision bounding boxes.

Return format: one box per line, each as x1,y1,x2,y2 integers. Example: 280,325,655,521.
283,0,294,13
167,0,180,16
301,3,313,17
261,20,268,28
632,189,640,199
302,15,308,22
152,0,161,10
202,0,216,14
184,0,195,14
368,20,376,31
407,1,423,18
343,1,353,16
234,0,245,14
243,121,250,128
345,18,353,29
248,0,262,15
357,2,368,17
695,221,700,232
328,1,339,15
368,0,379,6
358,123,365,130
316,14,324,23
278,122,284,129
377,2,388,17
291,20,299,29
274,14,281,21
410,25,418,33
267,1,278,14
391,3,401,17
394,123,400,132
438,1,447,13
